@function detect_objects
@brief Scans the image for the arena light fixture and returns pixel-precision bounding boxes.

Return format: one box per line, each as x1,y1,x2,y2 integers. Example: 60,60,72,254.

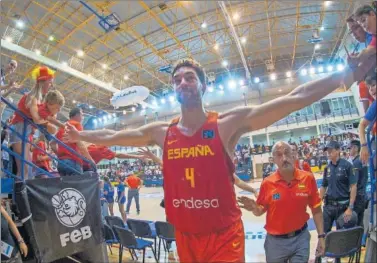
5,37,13,42
16,20,24,29
320,26,325,31
102,64,108,69
201,22,207,29
228,79,237,89
123,110,127,115
219,84,224,90
239,79,245,86
270,73,277,80
123,75,129,80
222,60,228,67
327,65,334,72
241,37,247,44
336,64,345,71
77,50,84,57
318,66,324,73
286,71,292,78
309,67,316,74
300,69,307,76
233,12,240,21
93,119,97,125
160,98,166,104
169,95,175,102
131,107,136,112
208,85,214,92
315,44,321,50
35,49,41,55
112,113,116,118
214,43,219,50
48,35,55,41
254,77,260,83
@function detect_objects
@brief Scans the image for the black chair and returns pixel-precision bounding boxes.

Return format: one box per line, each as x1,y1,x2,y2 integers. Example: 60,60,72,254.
105,215,126,229
103,223,118,255
315,226,364,263
113,226,158,263
155,221,175,259
127,219,157,252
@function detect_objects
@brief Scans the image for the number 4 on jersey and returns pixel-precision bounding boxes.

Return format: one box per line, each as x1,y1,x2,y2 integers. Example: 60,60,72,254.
185,168,195,188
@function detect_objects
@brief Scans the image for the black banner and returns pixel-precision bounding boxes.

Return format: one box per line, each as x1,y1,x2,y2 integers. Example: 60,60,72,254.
25,175,104,262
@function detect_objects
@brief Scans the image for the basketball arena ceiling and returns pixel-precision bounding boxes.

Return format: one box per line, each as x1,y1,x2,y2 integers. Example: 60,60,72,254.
0,0,360,118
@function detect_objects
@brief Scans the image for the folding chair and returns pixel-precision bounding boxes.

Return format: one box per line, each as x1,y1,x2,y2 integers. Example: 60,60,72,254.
127,219,157,252
316,226,364,263
104,223,118,255
105,215,126,229
155,221,175,259
113,226,158,263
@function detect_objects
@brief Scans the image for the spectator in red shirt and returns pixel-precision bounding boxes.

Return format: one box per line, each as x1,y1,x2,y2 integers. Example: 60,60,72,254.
290,143,312,173
32,135,52,178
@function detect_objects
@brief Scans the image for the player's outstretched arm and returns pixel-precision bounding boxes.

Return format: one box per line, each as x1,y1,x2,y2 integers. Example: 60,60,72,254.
223,57,376,135
64,121,168,147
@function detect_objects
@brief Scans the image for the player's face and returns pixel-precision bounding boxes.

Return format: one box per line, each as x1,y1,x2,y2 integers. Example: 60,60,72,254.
273,144,294,172
172,67,205,106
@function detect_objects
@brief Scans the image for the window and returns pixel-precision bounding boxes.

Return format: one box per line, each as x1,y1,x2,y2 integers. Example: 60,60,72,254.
343,97,351,109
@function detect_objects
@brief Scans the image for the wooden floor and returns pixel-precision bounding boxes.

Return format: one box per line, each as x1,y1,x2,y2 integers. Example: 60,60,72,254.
108,178,366,263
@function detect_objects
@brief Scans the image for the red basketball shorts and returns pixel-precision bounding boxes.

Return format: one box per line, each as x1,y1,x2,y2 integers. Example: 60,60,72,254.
175,219,245,263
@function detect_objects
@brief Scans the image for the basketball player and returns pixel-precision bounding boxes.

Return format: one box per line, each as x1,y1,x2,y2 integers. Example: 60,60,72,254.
64,56,375,262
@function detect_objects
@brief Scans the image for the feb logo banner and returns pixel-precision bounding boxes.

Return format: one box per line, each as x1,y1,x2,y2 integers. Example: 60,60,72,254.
25,175,103,262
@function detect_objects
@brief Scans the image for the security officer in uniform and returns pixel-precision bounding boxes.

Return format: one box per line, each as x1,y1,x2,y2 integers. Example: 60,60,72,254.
319,141,358,233
348,140,369,226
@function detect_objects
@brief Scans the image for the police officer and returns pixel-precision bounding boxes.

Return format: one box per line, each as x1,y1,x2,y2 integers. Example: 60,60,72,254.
348,140,369,227
319,141,358,233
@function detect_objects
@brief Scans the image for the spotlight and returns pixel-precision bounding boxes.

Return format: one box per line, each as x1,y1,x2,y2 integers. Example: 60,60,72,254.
5,37,12,42
93,119,97,125
160,98,166,104
112,113,117,118
123,75,129,80
327,65,334,72
123,110,127,115
309,68,316,74
16,20,24,29
315,44,321,50
228,79,236,89
169,95,175,102
320,26,325,31
336,64,345,71
241,37,247,44
77,50,84,57
219,84,224,90
131,107,136,112
153,100,158,106
201,22,207,28
254,77,260,83
48,35,55,41
35,49,41,55
102,64,107,69
222,60,228,67
270,73,276,80
208,85,214,92
318,66,324,73
300,69,307,76
214,43,219,50
286,71,292,78
239,79,245,86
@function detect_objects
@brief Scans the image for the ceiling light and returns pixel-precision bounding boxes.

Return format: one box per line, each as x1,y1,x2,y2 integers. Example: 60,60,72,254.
241,37,247,44
254,77,260,83
214,43,219,50
286,71,292,78
169,95,175,102
309,67,316,74
219,84,224,90
201,22,207,28
320,26,325,31
77,50,84,57
208,85,214,92
102,64,107,69
327,65,334,72
233,13,240,20
300,69,307,76
123,75,129,80
48,35,55,41
336,64,344,71
93,119,97,125
35,49,41,55
72,100,76,104
16,20,24,29
315,44,321,50
278,89,282,92
228,79,236,89
270,73,276,80
142,104,146,109
160,98,166,104
131,107,136,112
318,66,324,73
222,60,228,67
5,37,12,42
324,1,331,7
62,61,68,66
112,113,117,118
123,110,127,115
89,105,93,109
239,79,244,86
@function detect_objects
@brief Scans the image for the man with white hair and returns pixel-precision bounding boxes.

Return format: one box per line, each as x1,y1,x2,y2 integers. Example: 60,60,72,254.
238,141,325,262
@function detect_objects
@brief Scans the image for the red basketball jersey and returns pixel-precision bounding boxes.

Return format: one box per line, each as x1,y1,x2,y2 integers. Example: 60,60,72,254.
162,112,241,234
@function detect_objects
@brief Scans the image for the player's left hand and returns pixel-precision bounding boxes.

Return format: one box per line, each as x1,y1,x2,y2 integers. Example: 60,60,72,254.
315,237,325,257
